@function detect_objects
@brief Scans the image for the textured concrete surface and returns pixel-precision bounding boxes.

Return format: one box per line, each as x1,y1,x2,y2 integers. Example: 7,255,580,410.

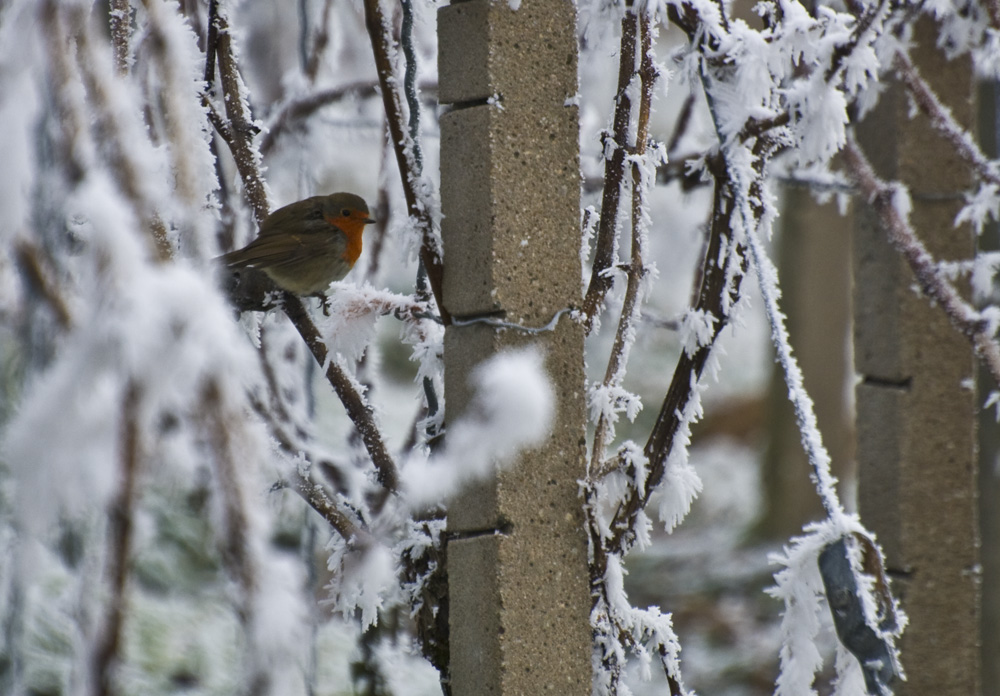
439,0,591,693
853,17,981,696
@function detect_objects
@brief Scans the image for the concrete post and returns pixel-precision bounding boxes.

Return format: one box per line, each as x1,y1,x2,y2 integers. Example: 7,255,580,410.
437,1,591,694
853,17,981,695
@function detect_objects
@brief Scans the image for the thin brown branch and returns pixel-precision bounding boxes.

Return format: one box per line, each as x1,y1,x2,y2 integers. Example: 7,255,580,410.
285,467,369,544
666,92,696,156
244,380,367,540
15,241,73,329
608,169,746,559
203,5,401,489
281,295,400,502
842,138,1000,385
259,81,380,156
591,14,656,467
362,0,448,323
581,5,639,334
209,0,270,225
91,381,142,696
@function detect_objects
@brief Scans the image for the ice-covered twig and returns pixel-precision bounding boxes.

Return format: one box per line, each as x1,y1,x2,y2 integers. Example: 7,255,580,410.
893,51,1000,189
362,0,447,323
745,215,846,519
208,0,270,226
282,295,400,501
843,138,1000,386
283,468,370,546
581,4,640,334
70,6,173,261
591,13,657,468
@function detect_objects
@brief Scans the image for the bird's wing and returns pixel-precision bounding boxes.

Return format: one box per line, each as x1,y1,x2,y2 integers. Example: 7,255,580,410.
257,197,326,237
220,230,347,270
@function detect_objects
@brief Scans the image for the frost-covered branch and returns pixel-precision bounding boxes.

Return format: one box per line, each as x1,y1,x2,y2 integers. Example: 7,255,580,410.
208,0,270,225
285,468,370,547
894,51,1000,188
591,12,657,469
843,138,1000,386
204,1,400,502
581,4,639,334
745,211,845,519
362,0,447,322
66,4,173,261
281,295,399,501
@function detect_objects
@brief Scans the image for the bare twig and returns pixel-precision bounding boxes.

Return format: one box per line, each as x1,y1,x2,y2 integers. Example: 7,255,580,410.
303,0,334,83
363,125,393,282
842,138,1000,385
581,4,639,333
666,92,696,157
259,81,380,156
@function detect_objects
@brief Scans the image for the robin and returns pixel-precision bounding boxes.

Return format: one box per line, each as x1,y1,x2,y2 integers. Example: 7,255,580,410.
219,192,376,295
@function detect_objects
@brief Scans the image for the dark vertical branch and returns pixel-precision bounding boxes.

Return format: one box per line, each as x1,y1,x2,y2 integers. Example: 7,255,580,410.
581,5,639,333
590,13,655,467
362,0,448,323
91,382,142,696
209,0,270,225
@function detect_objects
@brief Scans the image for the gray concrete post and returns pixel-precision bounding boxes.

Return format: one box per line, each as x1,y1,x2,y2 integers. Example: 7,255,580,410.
853,18,981,695
437,1,592,694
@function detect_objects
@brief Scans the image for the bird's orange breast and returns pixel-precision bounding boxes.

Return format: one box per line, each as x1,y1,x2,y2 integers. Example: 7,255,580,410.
328,216,367,266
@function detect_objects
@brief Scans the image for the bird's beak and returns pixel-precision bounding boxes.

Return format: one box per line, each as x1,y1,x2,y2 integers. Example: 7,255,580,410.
365,217,376,225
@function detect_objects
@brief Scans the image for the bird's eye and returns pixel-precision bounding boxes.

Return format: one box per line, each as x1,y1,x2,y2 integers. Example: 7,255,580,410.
341,208,351,217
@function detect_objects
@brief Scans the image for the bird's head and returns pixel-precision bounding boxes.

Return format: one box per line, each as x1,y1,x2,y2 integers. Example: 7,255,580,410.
322,192,376,235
